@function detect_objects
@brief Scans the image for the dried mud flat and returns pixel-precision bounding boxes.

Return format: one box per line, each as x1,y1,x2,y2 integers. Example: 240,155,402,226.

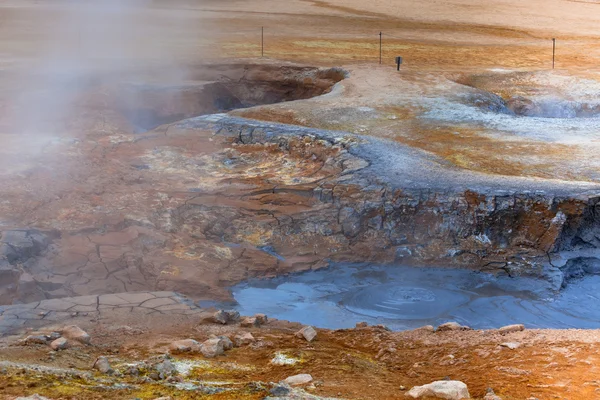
1,0,600,399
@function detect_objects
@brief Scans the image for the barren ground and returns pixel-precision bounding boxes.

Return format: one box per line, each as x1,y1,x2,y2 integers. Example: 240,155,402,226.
1,0,600,399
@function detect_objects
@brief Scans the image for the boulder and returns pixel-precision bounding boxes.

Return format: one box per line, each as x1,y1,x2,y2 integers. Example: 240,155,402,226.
50,337,69,351
437,322,471,332
406,380,470,399
498,324,525,334
61,325,90,344
169,339,201,353
284,373,313,386
234,332,255,347
200,337,225,358
93,356,113,374
295,326,317,342
217,335,234,350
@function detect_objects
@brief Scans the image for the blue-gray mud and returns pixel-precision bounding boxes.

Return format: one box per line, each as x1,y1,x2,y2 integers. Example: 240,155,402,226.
229,263,600,330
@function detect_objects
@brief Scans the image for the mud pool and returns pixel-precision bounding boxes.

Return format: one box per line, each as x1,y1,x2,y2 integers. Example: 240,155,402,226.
229,264,600,330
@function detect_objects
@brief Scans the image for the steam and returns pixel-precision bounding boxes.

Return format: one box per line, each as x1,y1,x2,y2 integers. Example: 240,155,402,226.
10,0,195,136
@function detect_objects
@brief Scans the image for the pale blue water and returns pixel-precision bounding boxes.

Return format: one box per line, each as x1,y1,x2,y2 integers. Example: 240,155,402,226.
229,263,600,330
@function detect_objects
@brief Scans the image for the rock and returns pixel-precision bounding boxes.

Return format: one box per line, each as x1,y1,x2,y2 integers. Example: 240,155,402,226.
406,380,470,399
437,322,471,332
48,332,61,340
200,337,225,358
15,395,51,400
61,325,90,344
255,313,268,325
234,332,255,347
218,335,234,350
50,337,68,351
153,397,173,400
498,324,525,334
483,388,502,400
270,383,292,396
155,359,176,379
295,326,317,342
93,356,113,374
240,316,260,328
212,309,240,325
356,322,368,328
500,342,520,350
169,339,201,353
374,324,391,331
284,373,313,386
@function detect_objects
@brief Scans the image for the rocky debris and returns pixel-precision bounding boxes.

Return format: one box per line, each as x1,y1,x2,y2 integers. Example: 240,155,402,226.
266,383,341,400
15,395,51,400
498,324,525,334
200,337,225,358
61,325,90,344
296,326,317,342
483,388,502,400
212,309,240,325
255,313,268,325
284,373,313,386
93,356,113,374
437,322,471,332
234,332,255,347
50,337,68,351
406,380,470,399
169,339,201,353
240,316,261,328
356,322,368,328
500,342,520,350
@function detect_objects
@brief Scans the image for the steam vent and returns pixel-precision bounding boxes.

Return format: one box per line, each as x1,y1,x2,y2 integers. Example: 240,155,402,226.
2,1,600,399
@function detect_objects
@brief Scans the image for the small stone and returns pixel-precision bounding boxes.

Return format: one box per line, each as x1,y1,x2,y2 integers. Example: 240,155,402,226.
217,335,234,351
200,337,225,358
254,313,268,325
437,322,471,332
500,342,521,350
498,324,525,334
356,322,368,328
284,373,313,386
155,359,176,379
169,339,201,353
61,325,91,344
400,385,407,390
295,326,317,342
484,388,502,400
240,317,260,328
50,337,68,351
93,356,113,374
406,380,470,399
234,332,255,347
48,332,61,340
270,383,291,396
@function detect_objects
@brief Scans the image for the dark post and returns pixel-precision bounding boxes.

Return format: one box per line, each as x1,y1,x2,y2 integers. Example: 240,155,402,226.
396,56,403,71
379,32,382,64
262,27,264,58
552,38,556,69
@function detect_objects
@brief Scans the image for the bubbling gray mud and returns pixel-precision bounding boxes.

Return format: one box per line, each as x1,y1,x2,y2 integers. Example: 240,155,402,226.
230,264,600,330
